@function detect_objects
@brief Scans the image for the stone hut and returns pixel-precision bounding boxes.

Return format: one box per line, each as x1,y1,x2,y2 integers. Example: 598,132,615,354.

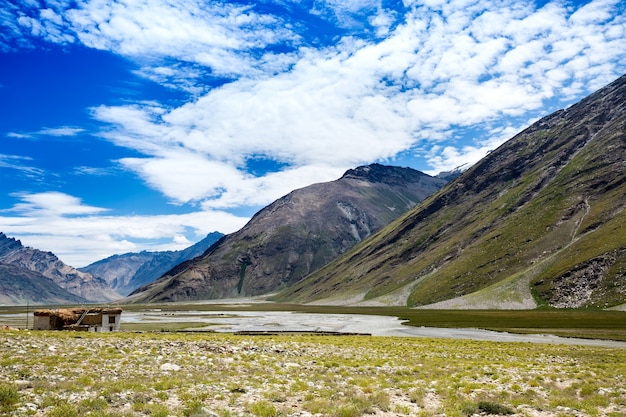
33,308,122,332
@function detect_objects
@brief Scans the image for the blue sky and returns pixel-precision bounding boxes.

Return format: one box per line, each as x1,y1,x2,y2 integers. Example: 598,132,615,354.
1,0,625,267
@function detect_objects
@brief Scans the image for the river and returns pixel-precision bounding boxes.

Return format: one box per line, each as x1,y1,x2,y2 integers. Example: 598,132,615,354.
122,310,626,348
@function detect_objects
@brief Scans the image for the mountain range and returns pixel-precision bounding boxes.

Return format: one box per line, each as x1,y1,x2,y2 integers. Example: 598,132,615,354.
111,75,626,308
0,233,118,303
0,164,445,305
0,263,87,305
79,232,223,296
0,232,223,305
127,164,447,302
274,74,626,309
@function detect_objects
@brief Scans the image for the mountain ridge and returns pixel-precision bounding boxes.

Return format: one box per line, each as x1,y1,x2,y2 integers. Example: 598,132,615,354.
128,164,448,303
0,262,88,305
0,232,120,303
274,74,626,308
80,232,224,295
0,232,225,305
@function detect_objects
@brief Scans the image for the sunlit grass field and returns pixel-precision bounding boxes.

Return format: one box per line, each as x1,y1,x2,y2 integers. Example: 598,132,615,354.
2,329,626,417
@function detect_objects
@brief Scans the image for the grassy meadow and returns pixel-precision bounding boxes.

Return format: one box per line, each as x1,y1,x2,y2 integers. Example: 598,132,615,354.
2,328,626,417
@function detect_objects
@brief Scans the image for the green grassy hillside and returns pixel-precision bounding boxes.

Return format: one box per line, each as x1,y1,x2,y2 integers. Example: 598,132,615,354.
275,74,626,308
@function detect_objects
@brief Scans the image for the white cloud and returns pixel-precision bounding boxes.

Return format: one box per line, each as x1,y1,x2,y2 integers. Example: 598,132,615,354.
0,192,249,267
65,0,297,79
369,9,396,37
7,126,85,139
8,192,108,216
172,234,191,245
6,132,33,139
37,126,85,136
0,154,44,176
17,6,74,44
199,164,348,210
80,0,626,210
119,151,246,203
424,123,530,174
570,0,618,25
311,0,383,30
72,166,115,176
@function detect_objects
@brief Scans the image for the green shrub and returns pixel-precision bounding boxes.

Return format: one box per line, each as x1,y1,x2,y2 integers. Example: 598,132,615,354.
247,400,279,417
145,403,171,417
181,400,205,416
0,382,19,410
333,404,361,417
477,401,514,415
47,403,78,417
461,402,478,416
78,397,108,413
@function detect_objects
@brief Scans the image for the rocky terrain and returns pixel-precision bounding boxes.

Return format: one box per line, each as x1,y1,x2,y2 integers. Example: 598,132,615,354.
0,233,119,303
128,164,447,303
1,330,625,417
544,248,626,309
277,74,626,308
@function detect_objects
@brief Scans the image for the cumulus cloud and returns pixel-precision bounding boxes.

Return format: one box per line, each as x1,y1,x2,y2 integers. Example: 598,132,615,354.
85,0,626,205
8,191,109,217
0,192,249,266
35,0,297,83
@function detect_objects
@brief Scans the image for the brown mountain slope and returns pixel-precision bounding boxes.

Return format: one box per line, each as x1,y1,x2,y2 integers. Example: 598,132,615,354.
275,74,626,308
128,164,447,302
0,263,87,305
0,233,120,302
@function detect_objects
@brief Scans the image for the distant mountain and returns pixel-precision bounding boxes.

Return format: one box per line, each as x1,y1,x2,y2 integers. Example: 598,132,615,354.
274,74,626,309
80,232,223,295
0,233,120,303
128,164,448,302
0,263,87,305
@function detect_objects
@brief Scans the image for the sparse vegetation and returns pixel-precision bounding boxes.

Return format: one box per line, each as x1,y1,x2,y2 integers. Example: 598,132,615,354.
0,382,20,412
2,329,626,416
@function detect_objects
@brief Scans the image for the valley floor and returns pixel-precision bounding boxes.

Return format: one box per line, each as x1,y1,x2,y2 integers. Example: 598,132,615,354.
122,310,626,348
1,330,626,417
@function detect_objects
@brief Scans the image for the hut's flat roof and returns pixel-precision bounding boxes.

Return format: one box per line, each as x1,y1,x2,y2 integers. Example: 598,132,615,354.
34,308,122,318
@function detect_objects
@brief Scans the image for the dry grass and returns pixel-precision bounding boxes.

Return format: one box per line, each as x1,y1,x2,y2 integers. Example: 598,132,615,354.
1,330,626,416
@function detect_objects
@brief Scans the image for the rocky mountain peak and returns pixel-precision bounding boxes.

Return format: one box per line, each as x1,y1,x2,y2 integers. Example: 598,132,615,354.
341,163,427,186
0,232,24,252
127,164,448,303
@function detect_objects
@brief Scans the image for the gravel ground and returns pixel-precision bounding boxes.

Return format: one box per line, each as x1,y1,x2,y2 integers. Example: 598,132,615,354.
2,330,626,417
